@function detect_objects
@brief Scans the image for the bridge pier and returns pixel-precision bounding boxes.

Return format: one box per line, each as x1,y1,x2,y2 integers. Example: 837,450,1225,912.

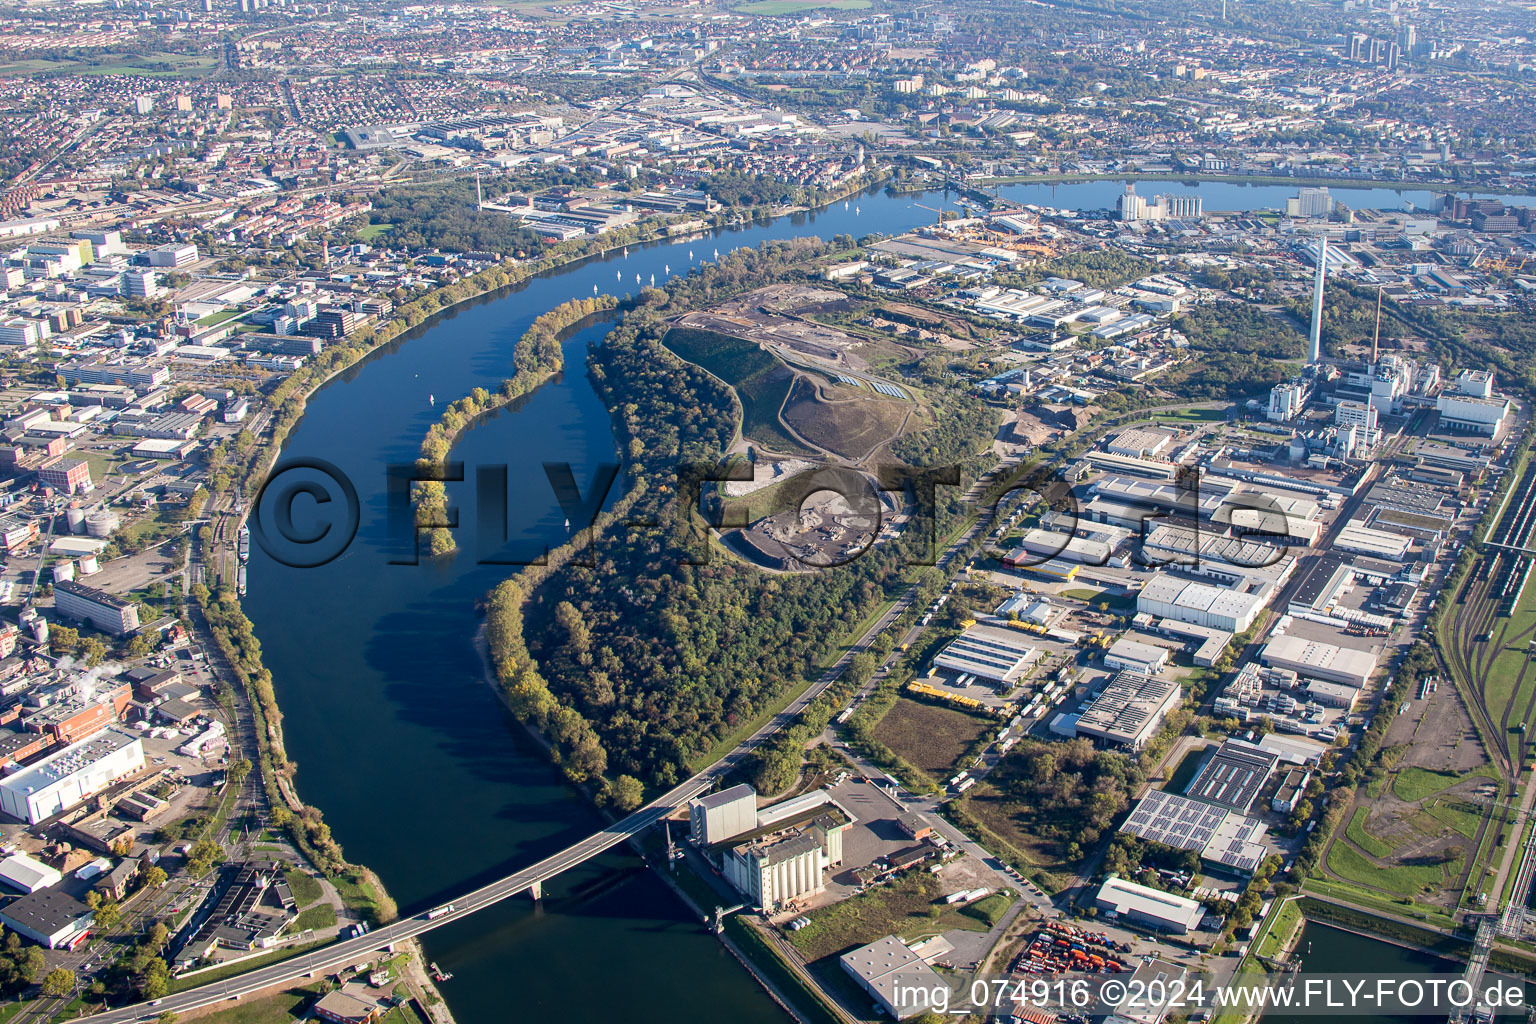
529,880,542,901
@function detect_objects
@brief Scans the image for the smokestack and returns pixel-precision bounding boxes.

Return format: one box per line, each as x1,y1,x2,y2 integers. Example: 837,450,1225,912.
1371,284,1382,366
1308,235,1328,364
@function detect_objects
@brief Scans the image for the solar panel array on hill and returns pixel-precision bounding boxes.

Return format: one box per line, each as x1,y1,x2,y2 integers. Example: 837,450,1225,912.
870,381,907,399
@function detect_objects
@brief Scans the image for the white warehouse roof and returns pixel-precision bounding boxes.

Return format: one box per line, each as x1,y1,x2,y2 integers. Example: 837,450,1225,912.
1094,876,1204,932
1261,634,1377,689
0,853,62,893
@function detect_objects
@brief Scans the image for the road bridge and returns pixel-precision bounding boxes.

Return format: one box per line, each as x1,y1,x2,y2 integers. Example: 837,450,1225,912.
84,577,928,1023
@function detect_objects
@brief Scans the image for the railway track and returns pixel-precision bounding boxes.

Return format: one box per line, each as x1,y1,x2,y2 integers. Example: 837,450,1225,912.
1443,456,1536,773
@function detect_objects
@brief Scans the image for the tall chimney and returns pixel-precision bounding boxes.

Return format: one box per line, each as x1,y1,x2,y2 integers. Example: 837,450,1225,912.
1308,235,1328,364
1371,284,1382,366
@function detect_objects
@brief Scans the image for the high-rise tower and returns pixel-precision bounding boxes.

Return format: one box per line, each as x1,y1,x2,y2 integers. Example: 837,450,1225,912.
1308,236,1328,365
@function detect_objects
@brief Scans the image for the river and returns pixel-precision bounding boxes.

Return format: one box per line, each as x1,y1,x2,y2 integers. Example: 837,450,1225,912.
243,177,1534,1024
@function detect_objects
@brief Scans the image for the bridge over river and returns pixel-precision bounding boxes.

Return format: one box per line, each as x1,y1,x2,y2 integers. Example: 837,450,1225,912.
86,582,929,1024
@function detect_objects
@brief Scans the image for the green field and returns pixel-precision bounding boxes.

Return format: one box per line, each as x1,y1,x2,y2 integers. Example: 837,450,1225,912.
662,326,812,454
1143,406,1228,424
284,870,324,907
1326,837,1461,897
1253,899,1303,960
180,984,314,1024
0,52,221,77
1391,767,1464,803
735,0,871,12
961,892,1012,928
78,449,125,483
293,903,336,932
1303,875,1459,930
1419,797,1485,841
871,697,993,778
357,223,396,242
1344,807,1397,859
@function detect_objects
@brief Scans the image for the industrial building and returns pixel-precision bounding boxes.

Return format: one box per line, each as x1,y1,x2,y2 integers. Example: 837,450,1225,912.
689,784,757,846
1138,524,1295,585
1261,634,1377,689
0,728,145,824
1305,679,1363,709
931,626,1040,687
1183,741,1278,814
1136,574,1268,634
1118,788,1271,875
144,243,199,268
1436,392,1509,435
0,852,62,893
840,935,949,1019
722,807,850,912
1146,618,1232,667
1333,524,1412,561
1286,552,1356,619
1073,672,1182,751
1272,769,1312,813
52,580,140,635
692,785,858,911
1105,428,1173,459
36,457,91,494
1104,638,1170,676
0,888,92,948
1003,528,1111,567
1083,449,1180,481
1092,876,1204,934
173,861,296,968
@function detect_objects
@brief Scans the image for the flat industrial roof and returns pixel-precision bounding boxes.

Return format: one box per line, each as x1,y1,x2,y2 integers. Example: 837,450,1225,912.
1075,672,1181,746
1095,876,1203,929
0,727,138,795
54,579,134,610
840,935,949,1018
1262,634,1377,687
1119,788,1270,874
1184,741,1278,813
693,783,754,811
1107,638,1168,666
933,626,1038,685
0,887,89,935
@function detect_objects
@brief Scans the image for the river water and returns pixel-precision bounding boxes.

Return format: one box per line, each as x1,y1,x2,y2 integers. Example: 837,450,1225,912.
243,178,1532,1023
